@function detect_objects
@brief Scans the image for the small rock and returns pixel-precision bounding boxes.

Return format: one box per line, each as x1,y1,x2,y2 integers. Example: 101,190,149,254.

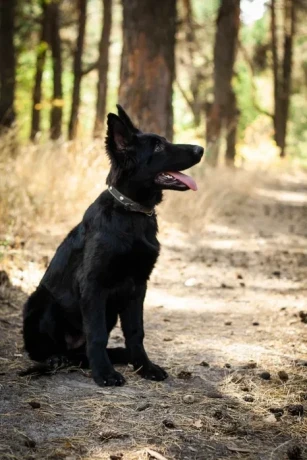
240,282,246,287
183,394,195,404
240,361,257,370
163,419,176,428
28,401,41,409
241,387,249,392
298,311,307,324
185,278,196,287
163,337,172,342
295,359,307,367
237,274,243,279
278,370,289,382
221,283,233,289
136,402,150,412
199,361,209,367
213,409,224,419
24,438,36,448
264,414,277,423
177,370,192,380
269,407,284,415
252,321,260,326
243,395,254,402
224,363,231,368
272,270,281,277
287,404,304,416
287,445,302,460
110,455,123,460
259,371,271,380
224,321,232,326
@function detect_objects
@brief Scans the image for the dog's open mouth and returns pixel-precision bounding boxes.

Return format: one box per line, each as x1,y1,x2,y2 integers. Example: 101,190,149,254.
155,171,197,191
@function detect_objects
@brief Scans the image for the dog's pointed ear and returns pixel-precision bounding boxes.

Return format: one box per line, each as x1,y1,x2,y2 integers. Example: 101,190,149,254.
116,104,139,133
106,113,134,161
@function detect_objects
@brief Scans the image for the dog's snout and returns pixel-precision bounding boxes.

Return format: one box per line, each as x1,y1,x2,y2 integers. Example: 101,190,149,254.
193,145,204,157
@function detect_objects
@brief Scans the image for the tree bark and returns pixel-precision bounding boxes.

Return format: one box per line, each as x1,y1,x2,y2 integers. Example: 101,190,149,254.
93,0,112,138
225,90,239,167
271,0,295,157
30,1,50,142
206,0,240,166
49,0,63,140
119,0,176,140
68,0,87,140
182,0,201,126
280,0,295,157
271,0,281,147
0,0,16,130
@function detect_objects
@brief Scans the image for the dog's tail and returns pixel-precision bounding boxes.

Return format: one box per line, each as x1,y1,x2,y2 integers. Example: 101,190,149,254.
19,347,129,377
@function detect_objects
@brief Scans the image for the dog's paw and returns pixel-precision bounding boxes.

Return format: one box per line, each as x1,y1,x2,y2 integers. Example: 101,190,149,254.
137,362,168,381
46,355,70,368
93,370,126,387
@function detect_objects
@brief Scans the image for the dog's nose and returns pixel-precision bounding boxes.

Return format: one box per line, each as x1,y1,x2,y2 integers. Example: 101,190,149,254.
193,145,204,157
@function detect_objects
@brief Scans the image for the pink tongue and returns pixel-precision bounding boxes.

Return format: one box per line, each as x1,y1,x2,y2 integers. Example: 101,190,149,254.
167,171,198,191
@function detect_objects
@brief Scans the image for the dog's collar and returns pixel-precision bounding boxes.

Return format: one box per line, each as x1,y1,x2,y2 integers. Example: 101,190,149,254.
108,186,154,217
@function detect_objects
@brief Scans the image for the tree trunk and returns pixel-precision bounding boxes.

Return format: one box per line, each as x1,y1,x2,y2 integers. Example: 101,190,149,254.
93,0,112,138
206,0,240,166
30,1,50,142
68,0,87,140
119,0,176,140
280,0,295,157
225,90,238,167
0,0,16,130
182,0,201,126
271,0,295,157
49,0,63,140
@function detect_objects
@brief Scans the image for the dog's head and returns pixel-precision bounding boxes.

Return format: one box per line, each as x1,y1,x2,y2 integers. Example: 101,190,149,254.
106,105,203,192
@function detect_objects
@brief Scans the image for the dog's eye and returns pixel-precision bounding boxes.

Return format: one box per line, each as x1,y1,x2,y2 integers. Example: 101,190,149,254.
154,142,164,153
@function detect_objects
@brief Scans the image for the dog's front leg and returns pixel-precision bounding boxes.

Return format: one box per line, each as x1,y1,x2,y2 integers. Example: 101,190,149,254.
81,284,126,387
120,284,168,381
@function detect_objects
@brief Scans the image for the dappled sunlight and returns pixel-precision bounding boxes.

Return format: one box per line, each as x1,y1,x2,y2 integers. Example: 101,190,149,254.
255,187,307,205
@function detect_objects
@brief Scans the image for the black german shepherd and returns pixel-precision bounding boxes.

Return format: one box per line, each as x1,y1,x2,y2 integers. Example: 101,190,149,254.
23,105,203,386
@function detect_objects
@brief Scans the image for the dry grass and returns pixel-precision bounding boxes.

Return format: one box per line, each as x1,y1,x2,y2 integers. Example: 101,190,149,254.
0,135,109,237
0,132,302,240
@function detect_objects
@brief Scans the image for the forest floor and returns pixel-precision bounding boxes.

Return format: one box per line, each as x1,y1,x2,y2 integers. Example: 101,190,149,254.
1,168,307,460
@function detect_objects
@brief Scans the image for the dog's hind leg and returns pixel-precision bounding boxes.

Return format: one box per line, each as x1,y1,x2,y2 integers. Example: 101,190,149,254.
23,285,67,362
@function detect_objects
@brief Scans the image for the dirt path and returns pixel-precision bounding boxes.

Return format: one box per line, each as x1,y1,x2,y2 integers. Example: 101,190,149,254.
1,171,307,460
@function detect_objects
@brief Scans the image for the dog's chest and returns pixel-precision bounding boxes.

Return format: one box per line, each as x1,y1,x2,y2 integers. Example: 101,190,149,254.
129,236,159,279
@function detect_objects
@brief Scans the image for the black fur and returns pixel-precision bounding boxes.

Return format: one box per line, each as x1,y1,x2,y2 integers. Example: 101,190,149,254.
22,105,203,386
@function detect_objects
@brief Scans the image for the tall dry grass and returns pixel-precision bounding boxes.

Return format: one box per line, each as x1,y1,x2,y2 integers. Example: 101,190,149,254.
0,134,109,236
0,133,290,240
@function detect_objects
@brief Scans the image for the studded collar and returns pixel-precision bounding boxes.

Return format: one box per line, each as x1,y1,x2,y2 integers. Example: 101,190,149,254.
108,186,155,217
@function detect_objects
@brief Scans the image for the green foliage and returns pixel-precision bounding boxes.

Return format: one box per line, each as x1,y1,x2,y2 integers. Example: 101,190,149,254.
241,13,269,47
193,0,219,19
233,62,258,139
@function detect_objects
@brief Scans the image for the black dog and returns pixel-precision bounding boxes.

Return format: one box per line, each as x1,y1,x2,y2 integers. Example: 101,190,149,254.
23,105,203,386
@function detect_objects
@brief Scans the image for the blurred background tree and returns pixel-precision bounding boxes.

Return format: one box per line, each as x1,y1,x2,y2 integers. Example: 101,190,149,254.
0,0,306,164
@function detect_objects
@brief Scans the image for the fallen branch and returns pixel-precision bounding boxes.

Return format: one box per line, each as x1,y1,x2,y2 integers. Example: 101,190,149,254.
145,448,169,460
